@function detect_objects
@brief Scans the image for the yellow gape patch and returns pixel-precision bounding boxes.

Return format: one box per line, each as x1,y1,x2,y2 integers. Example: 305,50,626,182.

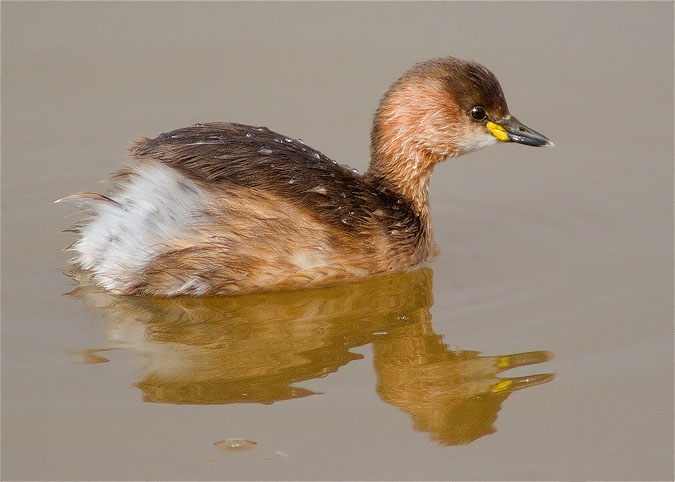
487,121,510,142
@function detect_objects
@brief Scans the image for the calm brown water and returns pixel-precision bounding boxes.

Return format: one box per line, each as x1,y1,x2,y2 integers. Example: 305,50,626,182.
2,2,673,480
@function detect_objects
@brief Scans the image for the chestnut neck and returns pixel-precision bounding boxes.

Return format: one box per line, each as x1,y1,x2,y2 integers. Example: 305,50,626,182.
365,137,446,264
364,75,461,217
365,146,441,217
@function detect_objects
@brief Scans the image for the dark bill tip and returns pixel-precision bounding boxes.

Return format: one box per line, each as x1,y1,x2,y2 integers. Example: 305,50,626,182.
501,115,553,147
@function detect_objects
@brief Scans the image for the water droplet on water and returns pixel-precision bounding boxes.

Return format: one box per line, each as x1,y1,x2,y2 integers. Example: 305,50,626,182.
341,218,348,224
297,139,304,144
258,147,273,155
245,133,253,138
284,138,292,143
214,438,257,451
288,179,296,184
313,152,320,159
274,138,283,143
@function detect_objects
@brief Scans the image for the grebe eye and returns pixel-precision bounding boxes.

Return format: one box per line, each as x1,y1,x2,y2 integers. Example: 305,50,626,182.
470,106,487,121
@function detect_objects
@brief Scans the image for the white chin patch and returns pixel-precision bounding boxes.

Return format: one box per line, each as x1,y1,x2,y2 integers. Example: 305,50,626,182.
457,131,499,155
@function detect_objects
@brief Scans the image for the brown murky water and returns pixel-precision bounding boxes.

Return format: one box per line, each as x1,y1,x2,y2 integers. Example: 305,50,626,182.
2,2,673,480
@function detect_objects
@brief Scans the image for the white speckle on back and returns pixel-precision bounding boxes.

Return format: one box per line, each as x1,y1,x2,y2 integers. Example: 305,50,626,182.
307,185,327,195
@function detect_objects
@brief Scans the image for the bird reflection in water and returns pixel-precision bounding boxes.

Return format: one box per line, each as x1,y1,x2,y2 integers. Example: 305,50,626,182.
69,268,554,446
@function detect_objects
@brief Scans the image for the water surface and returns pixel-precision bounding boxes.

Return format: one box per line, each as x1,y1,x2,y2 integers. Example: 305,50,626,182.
2,2,673,480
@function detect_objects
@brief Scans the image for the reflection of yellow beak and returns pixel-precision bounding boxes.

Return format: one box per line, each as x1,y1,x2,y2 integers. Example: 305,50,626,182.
487,121,510,142
492,379,513,392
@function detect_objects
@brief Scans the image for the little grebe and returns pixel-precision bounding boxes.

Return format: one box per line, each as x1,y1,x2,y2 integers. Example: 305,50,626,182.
61,56,552,296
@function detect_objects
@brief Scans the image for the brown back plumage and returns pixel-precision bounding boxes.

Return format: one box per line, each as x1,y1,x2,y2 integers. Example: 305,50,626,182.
131,122,422,241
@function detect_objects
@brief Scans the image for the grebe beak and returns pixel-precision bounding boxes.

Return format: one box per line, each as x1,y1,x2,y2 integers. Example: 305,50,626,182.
487,116,553,147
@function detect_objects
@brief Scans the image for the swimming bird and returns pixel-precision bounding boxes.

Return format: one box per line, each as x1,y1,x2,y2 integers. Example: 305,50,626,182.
61,56,552,296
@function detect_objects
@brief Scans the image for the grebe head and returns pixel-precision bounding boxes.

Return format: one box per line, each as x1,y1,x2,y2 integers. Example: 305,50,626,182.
367,56,552,210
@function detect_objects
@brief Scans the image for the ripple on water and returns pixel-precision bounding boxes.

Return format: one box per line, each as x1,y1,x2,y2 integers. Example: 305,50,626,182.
213,438,257,451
